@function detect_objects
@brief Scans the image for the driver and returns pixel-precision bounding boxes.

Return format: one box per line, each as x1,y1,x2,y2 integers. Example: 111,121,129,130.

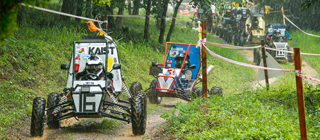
76,54,106,80
175,53,190,69
252,17,259,30
273,30,283,42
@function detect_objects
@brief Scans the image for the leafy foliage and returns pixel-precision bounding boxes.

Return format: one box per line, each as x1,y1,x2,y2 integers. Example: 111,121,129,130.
0,0,50,43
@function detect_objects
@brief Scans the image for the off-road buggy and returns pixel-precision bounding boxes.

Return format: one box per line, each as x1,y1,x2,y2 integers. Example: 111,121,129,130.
187,6,213,32
148,42,222,104
30,23,147,137
254,23,293,64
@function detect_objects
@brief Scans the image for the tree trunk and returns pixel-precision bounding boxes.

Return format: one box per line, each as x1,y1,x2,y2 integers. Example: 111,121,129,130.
61,0,78,21
17,7,25,26
116,0,125,27
143,0,151,42
158,0,169,44
166,0,182,42
128,0,132,15
85,0,92,18
76,0,84,21
106,3,115,28
133,0,140,15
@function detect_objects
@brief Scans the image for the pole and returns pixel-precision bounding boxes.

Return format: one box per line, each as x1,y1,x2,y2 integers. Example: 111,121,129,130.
261,40,269,90
202,21,207,98
293,47,307,140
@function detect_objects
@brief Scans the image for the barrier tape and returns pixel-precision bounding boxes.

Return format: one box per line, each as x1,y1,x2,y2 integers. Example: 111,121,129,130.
203,45,296,72
284,15,320,38
296,73,320,83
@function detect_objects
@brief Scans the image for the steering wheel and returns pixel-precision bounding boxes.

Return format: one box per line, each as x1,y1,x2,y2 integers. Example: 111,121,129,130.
80,73,99,80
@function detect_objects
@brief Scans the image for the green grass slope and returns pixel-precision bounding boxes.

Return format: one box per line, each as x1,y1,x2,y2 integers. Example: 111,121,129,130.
0,4,255,137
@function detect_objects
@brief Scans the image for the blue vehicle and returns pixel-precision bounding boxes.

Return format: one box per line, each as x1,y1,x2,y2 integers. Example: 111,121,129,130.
266,23,293,62
148,42,202,104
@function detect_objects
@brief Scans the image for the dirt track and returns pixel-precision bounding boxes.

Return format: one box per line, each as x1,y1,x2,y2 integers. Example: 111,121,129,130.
7,97,186,140
4,31,319,140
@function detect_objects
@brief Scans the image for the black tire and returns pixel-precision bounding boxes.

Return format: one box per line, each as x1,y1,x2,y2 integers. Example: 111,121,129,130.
186,21,192,28
239,34,244,46
219,28,223,38
47,92,61,129
192,87,202,99
130,82,142,97
254,48,260,65
30,97,46,137
148,80,162,104
131,92,147,135
287,47,294,62
209,86,223,96
234,33,238,46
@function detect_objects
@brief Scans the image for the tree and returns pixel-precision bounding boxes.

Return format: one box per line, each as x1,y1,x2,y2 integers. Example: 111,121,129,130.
143,0,151,42
133,0,140,15
128,0,132,14
158,0,170,44
116,0,126,27
86,0,92,18
302,0,320,11
61,0,78,21
76,0,84,21
0,0,50,43
166,0,183,42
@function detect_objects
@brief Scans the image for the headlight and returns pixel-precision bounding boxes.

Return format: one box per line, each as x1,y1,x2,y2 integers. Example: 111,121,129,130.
185,70,192,79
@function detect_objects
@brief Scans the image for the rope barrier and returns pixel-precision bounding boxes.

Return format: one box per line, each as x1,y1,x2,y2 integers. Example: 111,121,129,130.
20,3,107,23
284,15,320,38
296,73,320,83
203,45,296,73
206,42,261,49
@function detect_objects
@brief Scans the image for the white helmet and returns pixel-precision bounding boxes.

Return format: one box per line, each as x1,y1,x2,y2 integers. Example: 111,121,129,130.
86,54,104,79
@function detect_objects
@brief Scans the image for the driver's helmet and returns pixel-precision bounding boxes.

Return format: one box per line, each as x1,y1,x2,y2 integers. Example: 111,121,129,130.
274,30,281,37
86,54,104,79
175,53,190,68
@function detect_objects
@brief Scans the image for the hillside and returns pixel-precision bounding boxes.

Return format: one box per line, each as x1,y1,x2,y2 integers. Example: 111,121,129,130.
0,3,256,138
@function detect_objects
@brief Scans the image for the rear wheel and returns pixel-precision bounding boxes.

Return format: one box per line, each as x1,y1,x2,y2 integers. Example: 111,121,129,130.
131,92,147,135
30,97,46,137
254,48,261,65
130,82,142,97
192,87,202,99
234,33,238,46
47,92,61,129
209,86,223,96
148,80,162,104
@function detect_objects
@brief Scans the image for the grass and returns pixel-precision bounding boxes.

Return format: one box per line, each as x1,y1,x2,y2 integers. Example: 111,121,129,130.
290,30,320,78
0,3,256,138
161,29,320,139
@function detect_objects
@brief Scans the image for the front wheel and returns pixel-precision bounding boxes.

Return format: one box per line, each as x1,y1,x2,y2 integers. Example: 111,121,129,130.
131,92,147,135
148,80,162,104
130,82,143,97
47,92,61,129
287,47,294,62
30,97,46,137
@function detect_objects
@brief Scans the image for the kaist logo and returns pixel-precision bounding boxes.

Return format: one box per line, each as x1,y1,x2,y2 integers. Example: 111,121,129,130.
89,47,115,55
